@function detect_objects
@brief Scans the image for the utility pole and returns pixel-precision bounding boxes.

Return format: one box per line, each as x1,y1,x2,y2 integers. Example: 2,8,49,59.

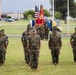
52,0,54,20
0,0,2,18
17,10,19,20
49,0,54,20
67,0,70,34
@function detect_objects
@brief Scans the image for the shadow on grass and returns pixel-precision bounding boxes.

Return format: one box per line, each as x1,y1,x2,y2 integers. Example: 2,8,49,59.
39,60,76,66
3,61,26,67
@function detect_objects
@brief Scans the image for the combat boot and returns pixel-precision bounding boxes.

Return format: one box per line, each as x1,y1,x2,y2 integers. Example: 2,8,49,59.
0,63,2,66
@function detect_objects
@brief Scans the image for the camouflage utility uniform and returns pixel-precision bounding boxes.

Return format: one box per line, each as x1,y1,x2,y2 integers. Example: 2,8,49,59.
21,30,30,65
1,29,9,60
70,28,76,62
44,25,49,40
0,32,7,66
29,30,41,69
49,27,62,65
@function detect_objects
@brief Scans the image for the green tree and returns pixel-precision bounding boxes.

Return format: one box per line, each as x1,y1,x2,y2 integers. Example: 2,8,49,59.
6,16,11,19
70,5,76,21
26,10,35,18
23,11,28,19
27,14,32,19
54,0,75,23
55,12,62,19
44,9,50,17
23,10,35,19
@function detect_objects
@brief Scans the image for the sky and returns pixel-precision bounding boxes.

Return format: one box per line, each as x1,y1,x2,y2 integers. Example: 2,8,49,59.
1,0,76,13
2,0,50,13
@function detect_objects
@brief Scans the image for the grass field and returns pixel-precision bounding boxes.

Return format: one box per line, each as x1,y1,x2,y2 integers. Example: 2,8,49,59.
0,20,76,35
0,20,28,35
0,37,76,75
0,20,76,75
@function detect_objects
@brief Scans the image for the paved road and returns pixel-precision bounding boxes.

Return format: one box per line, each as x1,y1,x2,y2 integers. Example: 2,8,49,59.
61,26,76,28
3,25,76,38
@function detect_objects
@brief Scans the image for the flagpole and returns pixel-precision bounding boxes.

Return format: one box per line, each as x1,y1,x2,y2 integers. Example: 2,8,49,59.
67,0,70,34
49,0,54,20
52,0,54,20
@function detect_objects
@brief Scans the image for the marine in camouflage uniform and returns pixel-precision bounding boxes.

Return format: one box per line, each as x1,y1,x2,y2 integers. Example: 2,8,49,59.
41,26,45,40
21,30,26,46
70,27,76,62
21,24,32,42
21,30,30,65
0,31,7,66
48,27,62,65
21,24,32,65
21,25,31,48
29,29,41,70
44,24,49,40
1,29,9,61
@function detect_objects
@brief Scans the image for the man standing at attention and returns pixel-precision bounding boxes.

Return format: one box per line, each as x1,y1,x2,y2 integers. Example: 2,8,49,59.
70,27,76,62
48,27,62,65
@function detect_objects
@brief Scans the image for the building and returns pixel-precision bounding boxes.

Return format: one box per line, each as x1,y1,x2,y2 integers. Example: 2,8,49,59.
0,0,23,19
7,12,24,19
1,12,24,19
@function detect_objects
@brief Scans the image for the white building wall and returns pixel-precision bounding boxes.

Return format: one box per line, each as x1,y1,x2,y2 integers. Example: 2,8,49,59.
7,13,24,19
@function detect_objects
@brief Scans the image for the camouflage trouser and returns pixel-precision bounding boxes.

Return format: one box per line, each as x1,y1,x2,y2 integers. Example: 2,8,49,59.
73,48,76,62
4,50,6,60
51,48,60,64
42,34,45,40
30,49,39,69
0,50,5,64
24,47,30,64
45,33,48,40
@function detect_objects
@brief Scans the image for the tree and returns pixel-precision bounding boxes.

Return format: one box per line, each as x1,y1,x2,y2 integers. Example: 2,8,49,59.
70,5,76,21
26,10,35,18
44,9,50,17
55,12,62,19
23,11,28,19
23,10,35,19
27,14,32,19
6,16,11,19
54,0,75,23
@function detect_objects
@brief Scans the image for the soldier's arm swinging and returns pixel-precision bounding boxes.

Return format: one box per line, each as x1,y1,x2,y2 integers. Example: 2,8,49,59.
70,35,74,48
38,41,41,50
59,36,62,49
70,38,74,48
59,40,62,49
27,40,30,52
4,39,8,49
21,36,25,47
48,36,52,50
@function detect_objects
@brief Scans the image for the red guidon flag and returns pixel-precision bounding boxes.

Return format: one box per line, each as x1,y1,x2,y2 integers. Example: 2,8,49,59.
39,4,44,25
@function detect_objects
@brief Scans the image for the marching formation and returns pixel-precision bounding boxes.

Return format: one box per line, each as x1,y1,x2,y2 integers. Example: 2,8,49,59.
0,25,76,71
21,24,76,70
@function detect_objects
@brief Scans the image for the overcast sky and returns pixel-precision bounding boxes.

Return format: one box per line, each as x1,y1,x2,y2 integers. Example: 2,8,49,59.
2,0,76,13
2,0,50,13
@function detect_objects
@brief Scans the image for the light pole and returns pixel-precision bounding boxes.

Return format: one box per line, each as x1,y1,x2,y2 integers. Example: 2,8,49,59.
52,0,54,20
67,0,70,34
49,0,54,20
0,0,2,18
17,10,19,20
